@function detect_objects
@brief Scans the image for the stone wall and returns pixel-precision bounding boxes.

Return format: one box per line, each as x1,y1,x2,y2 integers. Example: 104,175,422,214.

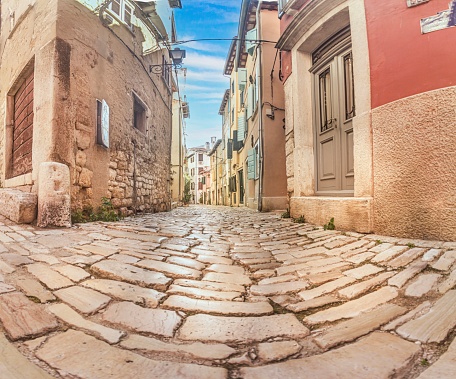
0,0,173,217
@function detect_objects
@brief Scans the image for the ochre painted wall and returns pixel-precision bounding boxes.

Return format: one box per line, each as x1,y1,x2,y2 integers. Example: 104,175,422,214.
365,0,456,108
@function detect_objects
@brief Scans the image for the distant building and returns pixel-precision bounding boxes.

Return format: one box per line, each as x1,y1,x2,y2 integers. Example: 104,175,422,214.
0,0,183,223
186,142,213,204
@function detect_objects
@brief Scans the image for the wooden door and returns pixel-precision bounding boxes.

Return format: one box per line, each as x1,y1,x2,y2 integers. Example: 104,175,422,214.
314,47,354,194
12,71,34,177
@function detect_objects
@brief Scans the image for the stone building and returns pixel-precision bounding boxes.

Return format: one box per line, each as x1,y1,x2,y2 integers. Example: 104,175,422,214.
0,0,183,224
278,0,456,240
186,142,212,204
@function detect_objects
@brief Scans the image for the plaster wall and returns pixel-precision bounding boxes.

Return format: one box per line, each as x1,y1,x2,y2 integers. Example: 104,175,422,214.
372,86,456,241
365,0,456,108
260,10,287,211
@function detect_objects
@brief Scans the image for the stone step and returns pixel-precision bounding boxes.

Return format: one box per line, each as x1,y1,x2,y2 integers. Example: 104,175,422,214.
0,189,37,224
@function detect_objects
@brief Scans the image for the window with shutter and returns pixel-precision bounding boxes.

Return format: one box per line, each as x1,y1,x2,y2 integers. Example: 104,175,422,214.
247,85,253,119
238,68,247,90
237,114,246,141
247,148,256,180
245,28,257,55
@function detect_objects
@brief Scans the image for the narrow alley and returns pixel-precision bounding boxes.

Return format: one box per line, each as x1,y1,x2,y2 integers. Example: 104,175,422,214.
1,206,456,378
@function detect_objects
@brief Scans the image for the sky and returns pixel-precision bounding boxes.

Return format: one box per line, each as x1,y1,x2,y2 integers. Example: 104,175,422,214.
173,0,242,148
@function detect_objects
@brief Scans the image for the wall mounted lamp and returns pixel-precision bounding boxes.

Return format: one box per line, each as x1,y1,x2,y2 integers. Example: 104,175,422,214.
149,48,186,74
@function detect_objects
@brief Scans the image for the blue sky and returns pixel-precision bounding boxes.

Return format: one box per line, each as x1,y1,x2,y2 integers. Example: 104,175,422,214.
174,0,241,148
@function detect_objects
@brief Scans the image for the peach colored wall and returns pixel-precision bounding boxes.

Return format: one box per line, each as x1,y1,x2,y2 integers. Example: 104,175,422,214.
372,86,456,241
365,0,456,109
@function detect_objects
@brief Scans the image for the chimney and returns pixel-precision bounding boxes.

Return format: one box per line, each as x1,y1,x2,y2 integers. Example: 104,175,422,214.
205,142,210,150
211,136,217,147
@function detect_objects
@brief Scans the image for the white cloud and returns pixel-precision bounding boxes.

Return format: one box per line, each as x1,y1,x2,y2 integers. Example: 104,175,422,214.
184,52,226,71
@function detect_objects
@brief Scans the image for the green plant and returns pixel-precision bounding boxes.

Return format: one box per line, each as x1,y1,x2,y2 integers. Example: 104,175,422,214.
281,209,291,219
293,215,306,223
407,243,416,248
420,358,429,366
323,217,335,230
375,240,383,245
71,197,120,224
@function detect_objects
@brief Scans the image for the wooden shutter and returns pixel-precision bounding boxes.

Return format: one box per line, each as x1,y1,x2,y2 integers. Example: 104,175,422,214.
12,71,34,178
245,28,257,55
237,113,246,141
247,148,256,180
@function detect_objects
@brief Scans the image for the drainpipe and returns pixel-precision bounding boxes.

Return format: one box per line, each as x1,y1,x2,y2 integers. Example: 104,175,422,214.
257,0,264,212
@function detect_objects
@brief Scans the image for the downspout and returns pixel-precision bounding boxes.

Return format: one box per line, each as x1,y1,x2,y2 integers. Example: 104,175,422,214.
257,0,264,212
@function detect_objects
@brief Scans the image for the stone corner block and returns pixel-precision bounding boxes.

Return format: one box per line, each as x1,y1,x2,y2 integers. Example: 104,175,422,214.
0,188,37,223
37,162,71,228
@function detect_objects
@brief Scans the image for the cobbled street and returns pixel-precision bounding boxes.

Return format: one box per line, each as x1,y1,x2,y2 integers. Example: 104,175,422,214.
1,206,456,378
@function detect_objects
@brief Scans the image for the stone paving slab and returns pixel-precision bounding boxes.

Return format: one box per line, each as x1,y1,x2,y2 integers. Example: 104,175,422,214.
240,332,420,379
431,250,456,271
163,295,273,316
338,272,395,299
257,340,302,363
121,334,236,360
54,286,111,314
36,330,227,379
0,333,54,379
81,279,165,307
91,260,171,290
250,280,309,296
404,273,441,297
102,301,182,337
314,303,407,349
203,272,251,285
396,290,456,343
167,284,241,301
0,292,58,340
48,303,124,344
136,259,202,279
298,276,355,301
343,264,384,279
173,278,245,293
167,256,205,271
27,263,74,290
287,295,339,312
53,264,91,282
388,260,427,288
305,286,398,325
179,314,309,343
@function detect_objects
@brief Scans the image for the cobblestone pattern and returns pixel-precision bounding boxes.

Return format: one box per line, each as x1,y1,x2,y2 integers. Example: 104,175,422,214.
0,206,456,378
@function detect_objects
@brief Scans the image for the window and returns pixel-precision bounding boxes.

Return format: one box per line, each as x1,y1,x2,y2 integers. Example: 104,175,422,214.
191,182,195,190
319,68,333,132
343,52,356,120
109,0,134,28
133,93,146,134
6,67,34,179
278,0,290,17
191,168,195,176
198,153,203,162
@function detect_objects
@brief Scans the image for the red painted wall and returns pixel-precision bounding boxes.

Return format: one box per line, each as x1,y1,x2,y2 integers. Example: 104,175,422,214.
365,0,456,109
